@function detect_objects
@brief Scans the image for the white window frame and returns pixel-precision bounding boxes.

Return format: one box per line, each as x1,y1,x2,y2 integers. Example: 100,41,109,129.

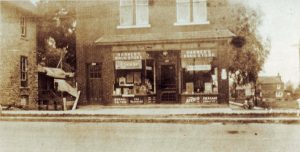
174,0,209,26
118,0,151,29
20,16,26,37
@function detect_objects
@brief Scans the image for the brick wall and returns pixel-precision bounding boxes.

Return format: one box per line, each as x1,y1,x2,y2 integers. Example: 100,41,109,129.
0,3,38,107
75,0,231,104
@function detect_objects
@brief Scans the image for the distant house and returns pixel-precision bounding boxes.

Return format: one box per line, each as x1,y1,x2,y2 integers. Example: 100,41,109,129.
257,74,284,101
0,1,38,108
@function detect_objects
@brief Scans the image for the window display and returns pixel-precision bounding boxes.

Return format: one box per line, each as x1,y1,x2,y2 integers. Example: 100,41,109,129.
181,50,218,94
113,52,156,99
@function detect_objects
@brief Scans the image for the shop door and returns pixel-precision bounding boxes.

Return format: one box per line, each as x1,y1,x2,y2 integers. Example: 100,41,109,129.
160,64,178,102
86,63,103,104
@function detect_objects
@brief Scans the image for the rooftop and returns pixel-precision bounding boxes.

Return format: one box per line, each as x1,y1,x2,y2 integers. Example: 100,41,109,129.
257,76,283,84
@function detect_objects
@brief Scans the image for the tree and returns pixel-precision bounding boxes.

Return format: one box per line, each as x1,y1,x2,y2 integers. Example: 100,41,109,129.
37,0,76,71
219,1,270,86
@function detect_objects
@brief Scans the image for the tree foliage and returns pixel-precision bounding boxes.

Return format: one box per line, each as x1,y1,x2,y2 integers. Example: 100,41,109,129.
220,1,270,85
37,1,76,71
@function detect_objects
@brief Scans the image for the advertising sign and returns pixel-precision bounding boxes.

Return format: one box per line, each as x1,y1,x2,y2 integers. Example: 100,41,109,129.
113,52,147,60
115,60,142,69
181,50,216,58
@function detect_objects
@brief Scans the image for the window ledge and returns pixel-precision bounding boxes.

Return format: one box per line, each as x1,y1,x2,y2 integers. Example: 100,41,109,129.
174,21,210,26
117,24,151,29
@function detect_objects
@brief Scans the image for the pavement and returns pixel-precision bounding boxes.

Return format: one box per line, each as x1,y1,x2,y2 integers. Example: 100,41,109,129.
1,104,300,124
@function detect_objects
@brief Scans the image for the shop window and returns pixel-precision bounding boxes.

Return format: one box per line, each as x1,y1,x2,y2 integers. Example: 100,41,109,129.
181,50,217,94
20,56,28,87
113,52,155,97
175,0,208,25
20,16,26,37
119,0,150,28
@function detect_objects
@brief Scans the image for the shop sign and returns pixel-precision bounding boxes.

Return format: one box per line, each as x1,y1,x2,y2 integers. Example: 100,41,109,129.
115,60,142,69
113,97,128,104
221,69,227,80
186,96,201,103
129,97,144,104
203,96,218,103
185,96,218,103
181,50,216,58
113,52,146,60
186,65,211,71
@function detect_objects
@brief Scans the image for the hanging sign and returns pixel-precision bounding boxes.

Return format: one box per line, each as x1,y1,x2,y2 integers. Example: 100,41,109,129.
221,69,227,80
115,60,142,69
186,65,211,71
181,50,216,58
113,52,147,60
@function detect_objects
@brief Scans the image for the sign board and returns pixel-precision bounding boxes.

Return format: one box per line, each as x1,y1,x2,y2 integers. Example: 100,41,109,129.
185,96,218,103
115,60,142,69
181,50,216,58
129,97,144,104
113,52,147,60
113,97,128,104
186,65,211,71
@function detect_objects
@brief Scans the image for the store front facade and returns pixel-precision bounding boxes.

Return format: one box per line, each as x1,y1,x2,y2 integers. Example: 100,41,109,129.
83,34,233,105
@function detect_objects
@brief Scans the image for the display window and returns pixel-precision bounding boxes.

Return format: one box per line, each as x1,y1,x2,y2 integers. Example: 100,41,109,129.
181,50,218,94
113,52,156,97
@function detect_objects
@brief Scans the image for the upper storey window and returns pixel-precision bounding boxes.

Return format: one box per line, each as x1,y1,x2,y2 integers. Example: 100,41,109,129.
118,0,150,29
175,0,209,25
20,16,27,37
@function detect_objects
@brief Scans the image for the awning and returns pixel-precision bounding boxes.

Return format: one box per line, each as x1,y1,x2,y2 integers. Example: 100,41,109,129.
38,65,74,79
54,79,78,97
95,29,235,45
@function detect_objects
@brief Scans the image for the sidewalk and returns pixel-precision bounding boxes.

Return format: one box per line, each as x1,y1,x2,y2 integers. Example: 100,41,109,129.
1,105,299,118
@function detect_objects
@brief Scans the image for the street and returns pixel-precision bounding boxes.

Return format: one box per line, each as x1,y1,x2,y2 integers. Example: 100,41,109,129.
0,122,299,152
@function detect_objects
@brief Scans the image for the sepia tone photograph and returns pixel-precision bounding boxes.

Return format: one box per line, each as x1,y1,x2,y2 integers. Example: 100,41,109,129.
0,0,300,151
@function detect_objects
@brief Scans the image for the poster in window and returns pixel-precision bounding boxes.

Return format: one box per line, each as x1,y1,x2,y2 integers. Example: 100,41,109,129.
134,72,141,85
186,82,194,94
126,72,134,84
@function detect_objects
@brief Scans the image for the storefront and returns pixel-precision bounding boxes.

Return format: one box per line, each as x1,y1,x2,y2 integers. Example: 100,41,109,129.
83,30,234,105
110,42,230,104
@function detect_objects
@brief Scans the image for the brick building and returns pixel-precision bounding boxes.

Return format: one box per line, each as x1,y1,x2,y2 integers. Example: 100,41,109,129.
75,0,234,105
0,1,38,107
257,74,284,101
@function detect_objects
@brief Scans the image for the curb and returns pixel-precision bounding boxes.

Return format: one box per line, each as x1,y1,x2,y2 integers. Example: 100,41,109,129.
1,116,300,124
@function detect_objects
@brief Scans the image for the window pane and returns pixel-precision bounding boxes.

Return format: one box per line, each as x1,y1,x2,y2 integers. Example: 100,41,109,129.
136,0,148,5
120,0,133,26
120,0,133,6
177,0,190,23
136,5,149,25
120,6,134,26
193,0,207,22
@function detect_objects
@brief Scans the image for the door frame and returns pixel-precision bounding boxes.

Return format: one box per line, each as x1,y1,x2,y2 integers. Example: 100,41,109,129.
86,62,103,104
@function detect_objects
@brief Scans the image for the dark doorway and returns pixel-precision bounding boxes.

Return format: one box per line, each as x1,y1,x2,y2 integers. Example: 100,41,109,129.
161,64,176,89
160,64,177,103
86,63,103,104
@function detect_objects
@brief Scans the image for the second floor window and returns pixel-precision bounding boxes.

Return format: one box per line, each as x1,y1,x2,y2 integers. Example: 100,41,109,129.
20,16,26,37
119,0,149,27
20,56,28,87
176,0,208,24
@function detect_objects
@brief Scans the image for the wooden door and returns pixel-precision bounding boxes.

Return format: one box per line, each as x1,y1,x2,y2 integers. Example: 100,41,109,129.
86,63,103,104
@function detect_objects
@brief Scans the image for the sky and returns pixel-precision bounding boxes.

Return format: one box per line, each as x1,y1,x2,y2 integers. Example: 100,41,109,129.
240,0,300,86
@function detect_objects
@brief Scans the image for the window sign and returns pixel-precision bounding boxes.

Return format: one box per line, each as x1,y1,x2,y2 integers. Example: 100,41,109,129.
181,50,216,58
186,64,211,71
115,60,142,69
